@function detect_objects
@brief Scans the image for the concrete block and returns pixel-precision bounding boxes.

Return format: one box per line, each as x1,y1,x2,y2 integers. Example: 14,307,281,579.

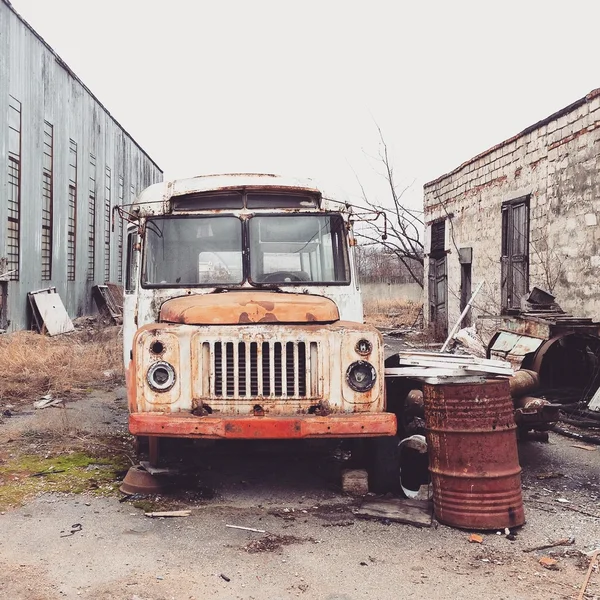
567,109,579,125
557,115,569,130
341,469,369,496
565,217,578,231
591,255,600,268
565,271,579,283
589,107,600,124
585,213,597,227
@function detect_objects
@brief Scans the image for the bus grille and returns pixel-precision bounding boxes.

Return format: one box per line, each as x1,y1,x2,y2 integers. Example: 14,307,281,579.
203,340,320,399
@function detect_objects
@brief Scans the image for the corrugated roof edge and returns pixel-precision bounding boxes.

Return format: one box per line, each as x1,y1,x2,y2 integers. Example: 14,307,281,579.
2,0,162,174
424,87,600,189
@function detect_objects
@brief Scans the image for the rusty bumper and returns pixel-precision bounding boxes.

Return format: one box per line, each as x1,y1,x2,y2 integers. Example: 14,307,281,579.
129,412,397,439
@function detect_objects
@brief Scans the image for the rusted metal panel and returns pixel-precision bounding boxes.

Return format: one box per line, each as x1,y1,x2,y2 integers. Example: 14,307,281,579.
424,380,525,530
490,331,543,356
160,291,339,325
131,320,384,419
136,329,182,407
499,317,551,339
513,396,560,430
129,412,397,439
490,331,520,353
508,369,540,397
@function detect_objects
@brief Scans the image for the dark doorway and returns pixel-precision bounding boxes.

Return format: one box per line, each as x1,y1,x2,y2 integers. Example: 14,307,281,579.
0,282,7,330
459,247,472,327
428,220,447,337
501,197,529,313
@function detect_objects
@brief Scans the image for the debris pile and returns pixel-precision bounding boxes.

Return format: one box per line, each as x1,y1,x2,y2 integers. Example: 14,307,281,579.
384,351,513,383
441,288,600,443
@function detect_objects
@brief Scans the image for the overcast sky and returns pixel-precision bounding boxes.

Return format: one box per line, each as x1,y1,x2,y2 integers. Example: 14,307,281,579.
10,0,600,209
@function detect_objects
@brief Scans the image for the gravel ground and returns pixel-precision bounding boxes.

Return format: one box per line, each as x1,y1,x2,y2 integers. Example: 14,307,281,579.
0,387,598,600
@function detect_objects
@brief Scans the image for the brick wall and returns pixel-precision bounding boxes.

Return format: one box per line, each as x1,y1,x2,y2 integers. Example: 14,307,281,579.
423,88,600,330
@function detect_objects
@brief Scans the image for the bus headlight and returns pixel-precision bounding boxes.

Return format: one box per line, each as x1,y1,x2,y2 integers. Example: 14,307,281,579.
346,361,376,392
147,361,176,392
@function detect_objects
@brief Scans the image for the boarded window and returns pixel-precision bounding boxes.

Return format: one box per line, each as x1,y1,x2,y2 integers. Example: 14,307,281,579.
42,121,54,280
7,96,21,280
67,140,77,281
501,197,529,312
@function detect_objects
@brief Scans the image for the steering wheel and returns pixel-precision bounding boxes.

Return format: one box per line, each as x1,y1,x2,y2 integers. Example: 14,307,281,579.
261,271,305,283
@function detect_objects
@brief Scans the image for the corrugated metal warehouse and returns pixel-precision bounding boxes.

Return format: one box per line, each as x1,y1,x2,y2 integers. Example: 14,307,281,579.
0,0,163,331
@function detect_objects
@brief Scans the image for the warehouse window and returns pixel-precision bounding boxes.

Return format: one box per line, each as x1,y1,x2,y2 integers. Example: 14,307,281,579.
7,96,21,281
104,166,111,282
117,175,124,283
67,140,77,281
88,154,96,281
41,121,54,280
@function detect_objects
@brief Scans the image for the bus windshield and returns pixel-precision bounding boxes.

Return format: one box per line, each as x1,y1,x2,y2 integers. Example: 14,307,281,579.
142,214,349,287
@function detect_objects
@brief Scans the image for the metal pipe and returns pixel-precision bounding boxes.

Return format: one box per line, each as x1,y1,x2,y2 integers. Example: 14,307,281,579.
441,280,484,352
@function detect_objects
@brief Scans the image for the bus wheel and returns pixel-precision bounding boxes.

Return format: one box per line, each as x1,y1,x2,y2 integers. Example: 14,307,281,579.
148,437,161,467
364,436,401,494
133,436,149,460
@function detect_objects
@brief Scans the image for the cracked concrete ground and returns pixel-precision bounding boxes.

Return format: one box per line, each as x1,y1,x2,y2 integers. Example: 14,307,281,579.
0,386,598,600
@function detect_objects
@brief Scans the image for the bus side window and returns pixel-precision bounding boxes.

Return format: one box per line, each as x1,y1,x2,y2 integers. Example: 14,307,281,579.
125,231,137,293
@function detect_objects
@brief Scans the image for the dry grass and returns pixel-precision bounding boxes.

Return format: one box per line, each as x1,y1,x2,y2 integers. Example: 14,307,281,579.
0,326,124,404
363,298,423,329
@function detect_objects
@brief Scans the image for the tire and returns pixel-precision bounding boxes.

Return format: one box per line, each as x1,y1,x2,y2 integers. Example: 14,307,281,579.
133,435,149,460
364,436,401,494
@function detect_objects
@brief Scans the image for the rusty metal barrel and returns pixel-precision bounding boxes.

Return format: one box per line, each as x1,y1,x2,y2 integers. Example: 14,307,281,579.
423,380,525,530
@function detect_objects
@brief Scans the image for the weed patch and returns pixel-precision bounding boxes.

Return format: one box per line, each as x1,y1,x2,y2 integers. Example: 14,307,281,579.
363,298,422,328
0,326,123,405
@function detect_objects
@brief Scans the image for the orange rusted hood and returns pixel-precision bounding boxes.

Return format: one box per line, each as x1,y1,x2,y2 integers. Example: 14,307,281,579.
159,292,340,325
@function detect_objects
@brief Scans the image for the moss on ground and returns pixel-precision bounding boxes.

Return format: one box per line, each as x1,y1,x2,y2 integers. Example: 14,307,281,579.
0,450,129,510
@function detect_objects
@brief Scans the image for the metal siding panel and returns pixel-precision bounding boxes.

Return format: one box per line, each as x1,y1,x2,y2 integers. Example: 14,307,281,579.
0,3,10,279
1,0,162,330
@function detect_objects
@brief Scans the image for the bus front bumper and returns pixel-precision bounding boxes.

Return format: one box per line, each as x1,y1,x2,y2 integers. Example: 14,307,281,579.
129,412,397,439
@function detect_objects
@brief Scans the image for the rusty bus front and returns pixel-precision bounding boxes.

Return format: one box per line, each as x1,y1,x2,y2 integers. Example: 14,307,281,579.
122,174,396,457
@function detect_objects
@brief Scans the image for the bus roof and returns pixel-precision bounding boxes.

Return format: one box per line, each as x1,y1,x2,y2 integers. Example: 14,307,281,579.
134,173,323,206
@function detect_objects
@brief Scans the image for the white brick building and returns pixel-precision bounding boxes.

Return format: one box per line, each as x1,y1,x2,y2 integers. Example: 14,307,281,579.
423,88,600,336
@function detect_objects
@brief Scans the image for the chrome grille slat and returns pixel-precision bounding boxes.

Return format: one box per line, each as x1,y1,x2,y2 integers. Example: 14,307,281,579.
281,342,287,398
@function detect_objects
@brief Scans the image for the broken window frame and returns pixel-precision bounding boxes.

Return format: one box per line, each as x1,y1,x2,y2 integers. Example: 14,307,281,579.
7,96,22,281
501,196,530,313
67,139,78,281
104,166,112,283
88,154,96,282
41,121,54,280
125,229,138,293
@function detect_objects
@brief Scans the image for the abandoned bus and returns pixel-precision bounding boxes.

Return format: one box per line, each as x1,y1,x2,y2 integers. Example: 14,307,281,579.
122,173,397,467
